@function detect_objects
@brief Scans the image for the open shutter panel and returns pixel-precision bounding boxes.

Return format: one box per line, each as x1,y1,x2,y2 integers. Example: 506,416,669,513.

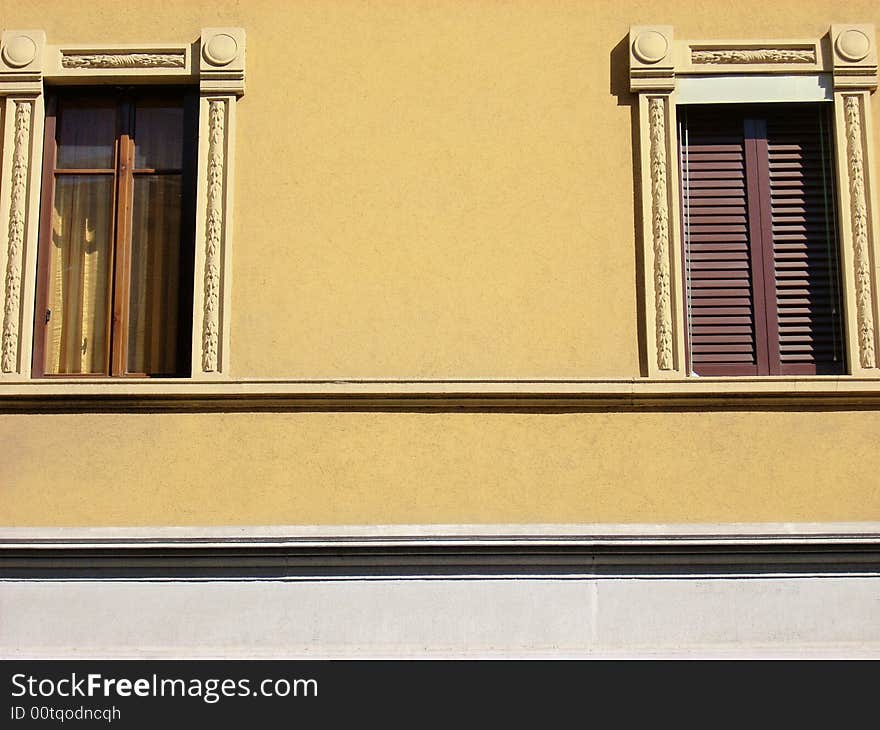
766,107,846,375
680,110,760,375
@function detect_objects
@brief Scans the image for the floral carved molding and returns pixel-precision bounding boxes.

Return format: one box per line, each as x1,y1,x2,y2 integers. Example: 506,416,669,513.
60,52,185,69
648,97,673,371
690,48,816,65
1,102,31,373
843,95,877,369
202,99,225,373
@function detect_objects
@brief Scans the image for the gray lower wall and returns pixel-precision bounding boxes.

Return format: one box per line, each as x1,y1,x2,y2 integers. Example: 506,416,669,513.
3,575,879,657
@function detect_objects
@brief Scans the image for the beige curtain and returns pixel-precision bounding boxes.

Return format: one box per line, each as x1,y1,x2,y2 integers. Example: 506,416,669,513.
128,174,182,375
46,176,112,374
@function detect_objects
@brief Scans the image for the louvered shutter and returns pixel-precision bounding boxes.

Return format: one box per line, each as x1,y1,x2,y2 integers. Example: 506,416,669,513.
679,109,761,375
766,107,845,375
679,104,845,376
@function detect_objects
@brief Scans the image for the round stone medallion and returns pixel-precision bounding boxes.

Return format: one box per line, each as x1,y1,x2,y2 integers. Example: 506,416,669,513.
836,29,870,62
203,33,238,66
633,31,669,64
2,35,37,68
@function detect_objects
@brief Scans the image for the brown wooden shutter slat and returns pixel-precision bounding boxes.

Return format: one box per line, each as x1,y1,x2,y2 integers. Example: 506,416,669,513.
680,110,759,375
679,104,846,376
766,107,845,375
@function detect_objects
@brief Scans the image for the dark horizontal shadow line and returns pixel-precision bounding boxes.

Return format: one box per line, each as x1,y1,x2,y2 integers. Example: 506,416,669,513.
4,544,879,579
4,401,880,414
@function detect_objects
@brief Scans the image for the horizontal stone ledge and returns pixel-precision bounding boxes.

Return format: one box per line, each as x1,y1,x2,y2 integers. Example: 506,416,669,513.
2,377,880,411
5,521,879,544
3,540,880,580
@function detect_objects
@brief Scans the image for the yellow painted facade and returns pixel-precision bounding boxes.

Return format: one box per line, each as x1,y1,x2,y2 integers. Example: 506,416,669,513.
3,410,880,525
1,1,879,526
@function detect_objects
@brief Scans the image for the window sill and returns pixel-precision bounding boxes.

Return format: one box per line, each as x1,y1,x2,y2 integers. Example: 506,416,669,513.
3,377,880,411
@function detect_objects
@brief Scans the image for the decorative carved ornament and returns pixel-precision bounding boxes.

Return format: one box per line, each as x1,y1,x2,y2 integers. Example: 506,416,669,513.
843,95,877,369
202,34,238,66
633,31,669,64
202,99,225,373
1,102,30,373
690,48,815,65
836,29,871,63
2,35,38,68
648,97,673,371
61,52,185,69
199,28,246,95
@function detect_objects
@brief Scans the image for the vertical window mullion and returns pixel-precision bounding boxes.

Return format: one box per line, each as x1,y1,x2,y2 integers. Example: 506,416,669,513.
818,108,845,373
110,99,135,376
752,118,781,376
743,118,774,375
678,108,693,376
32,96,59,377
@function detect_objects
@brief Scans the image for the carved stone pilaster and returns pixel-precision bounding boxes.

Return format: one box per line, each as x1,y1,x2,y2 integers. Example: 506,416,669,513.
189,29,246,376
629,26,683,376
0,31,43,378
1,102,31,373
829,26,880,373
201,99,226,372
842,95,877,369
648,97,673,371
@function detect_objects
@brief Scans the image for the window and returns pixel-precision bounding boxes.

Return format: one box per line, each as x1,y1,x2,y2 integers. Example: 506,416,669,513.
32,89,197,377
629,24,880,378
0,28,243,380
678,103,845,376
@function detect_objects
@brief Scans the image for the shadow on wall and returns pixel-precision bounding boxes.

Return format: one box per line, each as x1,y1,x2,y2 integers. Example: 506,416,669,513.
610,34,648,378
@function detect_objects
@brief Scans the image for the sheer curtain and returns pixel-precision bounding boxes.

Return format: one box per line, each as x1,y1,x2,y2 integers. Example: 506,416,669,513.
128,174,182,375
43,97,186,376
46,175,112,374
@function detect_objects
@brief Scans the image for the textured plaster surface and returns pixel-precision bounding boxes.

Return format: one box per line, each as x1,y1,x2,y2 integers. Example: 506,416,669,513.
2,410,878,525
1,1,879,525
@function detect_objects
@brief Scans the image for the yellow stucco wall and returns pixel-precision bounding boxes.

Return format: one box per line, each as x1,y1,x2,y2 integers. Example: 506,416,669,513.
5,0,875,378
2,1,879,526
2,410,879,526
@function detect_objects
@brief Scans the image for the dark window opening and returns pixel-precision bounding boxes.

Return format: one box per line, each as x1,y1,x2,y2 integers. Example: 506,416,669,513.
33,88,197,377
678,103,845,376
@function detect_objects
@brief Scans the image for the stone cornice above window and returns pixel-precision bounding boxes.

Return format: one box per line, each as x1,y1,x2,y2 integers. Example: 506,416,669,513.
629,25,877,92
0,28,246,93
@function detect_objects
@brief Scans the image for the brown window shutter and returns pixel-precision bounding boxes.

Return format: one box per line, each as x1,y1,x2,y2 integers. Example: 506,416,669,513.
679,109,760,375
765,107,845,375
679,104,845,376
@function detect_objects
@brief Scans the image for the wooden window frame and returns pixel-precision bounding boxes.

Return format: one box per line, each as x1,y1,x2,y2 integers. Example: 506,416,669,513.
31,89,197,378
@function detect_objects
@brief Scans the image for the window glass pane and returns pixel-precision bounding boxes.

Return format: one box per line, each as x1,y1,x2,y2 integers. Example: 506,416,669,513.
134,101,184,170
127,175,183,375
56,101,116,169
45,176,113,374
